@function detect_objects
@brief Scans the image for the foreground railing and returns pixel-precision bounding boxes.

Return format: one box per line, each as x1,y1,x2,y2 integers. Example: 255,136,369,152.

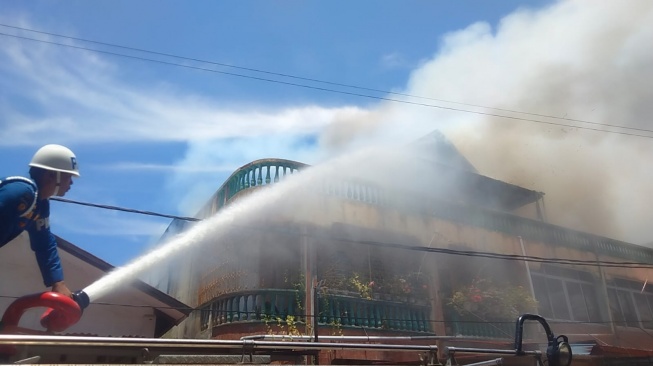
1,315,573,366
200,289,432,334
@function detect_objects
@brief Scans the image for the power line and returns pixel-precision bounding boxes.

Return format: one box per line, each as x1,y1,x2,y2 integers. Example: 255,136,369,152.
352,240,653,269
4,23,652,137
51,197,653,270
3,23,650,137
51,197,200,222
2,30,653,140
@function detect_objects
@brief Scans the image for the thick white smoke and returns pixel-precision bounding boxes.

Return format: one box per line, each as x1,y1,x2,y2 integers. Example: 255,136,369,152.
320,0,653,244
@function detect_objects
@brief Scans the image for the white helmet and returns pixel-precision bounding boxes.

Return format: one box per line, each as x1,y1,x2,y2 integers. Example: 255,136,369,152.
29,144,80,176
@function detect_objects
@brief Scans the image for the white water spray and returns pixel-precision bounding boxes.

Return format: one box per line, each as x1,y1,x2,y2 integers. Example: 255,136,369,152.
82,147,408,303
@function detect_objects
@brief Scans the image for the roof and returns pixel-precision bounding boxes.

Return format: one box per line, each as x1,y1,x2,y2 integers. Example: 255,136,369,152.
458,169,543,211
412,130,478,173
412,130,543,211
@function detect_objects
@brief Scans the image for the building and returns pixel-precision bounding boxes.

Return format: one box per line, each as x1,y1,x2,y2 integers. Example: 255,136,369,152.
149,131,653,365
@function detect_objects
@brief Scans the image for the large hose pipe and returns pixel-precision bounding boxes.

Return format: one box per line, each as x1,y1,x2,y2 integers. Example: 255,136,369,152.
41,290,90,332
0,291,85,334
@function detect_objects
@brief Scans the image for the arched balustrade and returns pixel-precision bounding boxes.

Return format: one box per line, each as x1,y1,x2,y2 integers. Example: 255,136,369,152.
199,289,432,334
208,159,307,214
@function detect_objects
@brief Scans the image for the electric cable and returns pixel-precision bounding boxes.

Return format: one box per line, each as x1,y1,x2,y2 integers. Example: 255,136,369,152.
2,31,653,140
51,197,200,222
1,23,650,136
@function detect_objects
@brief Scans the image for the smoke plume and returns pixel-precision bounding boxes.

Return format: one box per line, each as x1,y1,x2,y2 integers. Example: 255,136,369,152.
321,0,653,244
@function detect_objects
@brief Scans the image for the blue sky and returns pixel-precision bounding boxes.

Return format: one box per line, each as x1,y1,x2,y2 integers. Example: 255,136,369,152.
2,0,653,268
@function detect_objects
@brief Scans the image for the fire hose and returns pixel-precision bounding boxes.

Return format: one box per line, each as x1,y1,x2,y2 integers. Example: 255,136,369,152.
0,290,89,355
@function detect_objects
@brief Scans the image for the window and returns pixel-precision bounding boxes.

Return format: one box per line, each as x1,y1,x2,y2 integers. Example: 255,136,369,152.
607,279,653,330
531,265,602,323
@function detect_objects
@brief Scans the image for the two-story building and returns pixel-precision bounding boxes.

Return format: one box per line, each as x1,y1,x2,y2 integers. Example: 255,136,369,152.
148,131,653,365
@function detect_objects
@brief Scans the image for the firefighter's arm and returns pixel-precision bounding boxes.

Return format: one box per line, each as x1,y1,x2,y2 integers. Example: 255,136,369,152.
28,226,67,293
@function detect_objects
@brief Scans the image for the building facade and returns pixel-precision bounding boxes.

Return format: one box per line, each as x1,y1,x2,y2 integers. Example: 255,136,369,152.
150,134,653,365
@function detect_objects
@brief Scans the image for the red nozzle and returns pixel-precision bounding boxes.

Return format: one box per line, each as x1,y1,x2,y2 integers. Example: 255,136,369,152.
1,292,82,333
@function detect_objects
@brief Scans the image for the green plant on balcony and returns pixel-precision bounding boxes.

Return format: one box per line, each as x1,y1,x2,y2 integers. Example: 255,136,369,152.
375,272,430,303
285,272,306,311
448,277,537,321
319,267,431,305
263,314,303,336
348,272,374,299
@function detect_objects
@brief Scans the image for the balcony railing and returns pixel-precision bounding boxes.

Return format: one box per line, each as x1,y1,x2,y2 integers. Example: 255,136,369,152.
201,289,304,331
199,158,388,217
199,289,515,339
200,289,432,334
445,309,514,339
202,159,307,215
318,293,431,332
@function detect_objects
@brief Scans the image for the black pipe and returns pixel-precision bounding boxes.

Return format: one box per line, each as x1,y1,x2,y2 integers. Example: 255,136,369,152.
514,314,554,355
72,290,90,311
313,286,319,343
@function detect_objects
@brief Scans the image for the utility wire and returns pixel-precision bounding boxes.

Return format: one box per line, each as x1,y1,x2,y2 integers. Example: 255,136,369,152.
352,240,653,269
2,31,653,140
2,23,650,136
50,197,653,270
51,197,200,222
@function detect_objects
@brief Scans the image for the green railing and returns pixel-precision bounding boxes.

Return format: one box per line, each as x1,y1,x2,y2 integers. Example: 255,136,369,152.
202,158,387,214
201,159,308,215
445,309,514,339
321,179,386,206
201,289,303,331
318,294,431,332
200,289,433,334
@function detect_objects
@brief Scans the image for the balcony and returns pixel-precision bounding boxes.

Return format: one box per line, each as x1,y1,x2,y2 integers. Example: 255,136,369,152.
200,289,433,334
204,159,307,214
318,292,431,332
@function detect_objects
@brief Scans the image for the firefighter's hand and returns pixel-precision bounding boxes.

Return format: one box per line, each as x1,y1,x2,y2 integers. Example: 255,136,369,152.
51,281,73,298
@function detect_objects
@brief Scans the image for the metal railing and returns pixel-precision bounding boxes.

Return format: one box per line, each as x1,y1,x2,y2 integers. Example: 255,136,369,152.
201,159,307,215
446,310,514,339
199,289,432,334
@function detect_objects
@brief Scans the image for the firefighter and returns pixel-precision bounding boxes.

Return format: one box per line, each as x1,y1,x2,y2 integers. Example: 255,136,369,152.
0,144,80,298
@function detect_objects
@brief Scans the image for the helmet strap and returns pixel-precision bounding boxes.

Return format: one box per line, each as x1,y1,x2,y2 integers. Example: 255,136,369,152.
52,171,61,197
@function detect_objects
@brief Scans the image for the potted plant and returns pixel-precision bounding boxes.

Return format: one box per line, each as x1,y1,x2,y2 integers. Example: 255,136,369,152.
448,277,537,321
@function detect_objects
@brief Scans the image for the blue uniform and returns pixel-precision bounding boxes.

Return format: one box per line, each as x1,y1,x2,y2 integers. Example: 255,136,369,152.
0,177,64,287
